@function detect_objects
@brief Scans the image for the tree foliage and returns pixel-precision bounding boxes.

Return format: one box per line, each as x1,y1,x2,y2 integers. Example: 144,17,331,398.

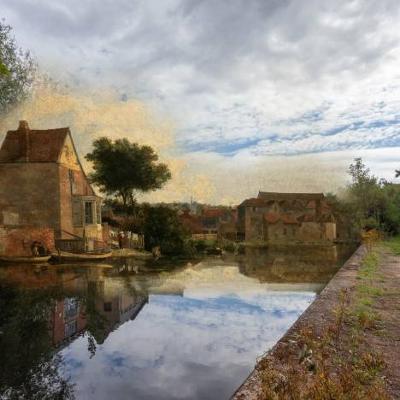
342,158,400,234
0,21,36,114
85,137,171,209
140,204,192,255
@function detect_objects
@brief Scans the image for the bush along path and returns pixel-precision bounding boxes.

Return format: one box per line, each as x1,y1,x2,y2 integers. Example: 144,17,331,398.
233,239,400,400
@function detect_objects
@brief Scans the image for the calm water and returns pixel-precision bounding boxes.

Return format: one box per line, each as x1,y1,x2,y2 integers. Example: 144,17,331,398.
0,246,354,400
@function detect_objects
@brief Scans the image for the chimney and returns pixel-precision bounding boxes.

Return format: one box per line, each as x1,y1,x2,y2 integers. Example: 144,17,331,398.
17,120,30,162
18,120,30,130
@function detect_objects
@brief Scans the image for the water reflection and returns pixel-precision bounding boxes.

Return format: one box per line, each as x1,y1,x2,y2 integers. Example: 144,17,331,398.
0,246,354,400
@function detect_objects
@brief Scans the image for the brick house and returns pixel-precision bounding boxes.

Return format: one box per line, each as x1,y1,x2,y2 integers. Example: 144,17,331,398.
237,191,336,244
0,121,106,256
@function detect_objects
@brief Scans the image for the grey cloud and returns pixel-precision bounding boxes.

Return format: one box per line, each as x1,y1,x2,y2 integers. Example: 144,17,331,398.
1,0,400,159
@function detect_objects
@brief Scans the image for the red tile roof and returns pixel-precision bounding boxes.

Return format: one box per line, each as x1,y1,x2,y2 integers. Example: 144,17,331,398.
202,208,226,218
281,214,299,224
264,212,280,224
0,121,70,163
179,213,204,234
258,191,324,201
297,214,315,222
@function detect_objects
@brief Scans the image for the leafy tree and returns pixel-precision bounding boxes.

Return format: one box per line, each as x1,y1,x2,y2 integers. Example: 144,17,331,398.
340,158,400,235
140,204,193,255
0,21,36,114
85,137,171,211
346,158,383,230
396,169,400,178
380,183,400,234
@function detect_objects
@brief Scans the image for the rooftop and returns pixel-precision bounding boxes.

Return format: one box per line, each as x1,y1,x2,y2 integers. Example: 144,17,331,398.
258,191,325,201
0,121,71,163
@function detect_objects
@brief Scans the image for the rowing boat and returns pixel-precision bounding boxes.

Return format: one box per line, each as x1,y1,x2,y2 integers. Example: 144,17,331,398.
52,251,113,262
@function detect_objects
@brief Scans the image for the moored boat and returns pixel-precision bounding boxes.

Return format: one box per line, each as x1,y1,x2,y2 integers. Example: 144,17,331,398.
52,250,113,262
0,255,51,264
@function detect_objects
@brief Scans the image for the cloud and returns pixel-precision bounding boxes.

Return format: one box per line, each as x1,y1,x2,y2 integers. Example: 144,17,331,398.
1,0,400,203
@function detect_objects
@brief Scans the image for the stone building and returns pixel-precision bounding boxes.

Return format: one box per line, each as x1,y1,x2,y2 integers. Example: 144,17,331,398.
237,191,336,244
0,121,106,257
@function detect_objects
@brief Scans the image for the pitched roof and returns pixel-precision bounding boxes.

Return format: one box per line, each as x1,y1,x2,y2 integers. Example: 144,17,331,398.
239,198,267,207
258,191,325,201
0,121,70,163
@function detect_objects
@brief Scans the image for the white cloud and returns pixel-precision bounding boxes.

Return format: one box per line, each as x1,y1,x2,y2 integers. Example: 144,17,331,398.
1,0,400,203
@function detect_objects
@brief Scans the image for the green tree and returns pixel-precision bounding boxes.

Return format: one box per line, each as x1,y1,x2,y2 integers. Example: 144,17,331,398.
380,183,400,234
347,158,383,230
0,21,36,114
85,137,171,211
140,204,192,255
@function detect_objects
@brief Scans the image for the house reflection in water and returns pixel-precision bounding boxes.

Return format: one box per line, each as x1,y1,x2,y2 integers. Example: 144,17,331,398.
85,278,148,345
50,276,148,348
51,297,87,347
237,245,353,290
0,265,149,350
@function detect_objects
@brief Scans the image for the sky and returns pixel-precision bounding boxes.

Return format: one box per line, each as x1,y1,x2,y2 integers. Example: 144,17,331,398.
1,0,400,203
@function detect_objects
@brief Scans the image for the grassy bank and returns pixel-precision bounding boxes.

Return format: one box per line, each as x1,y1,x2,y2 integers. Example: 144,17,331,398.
251,239,400,400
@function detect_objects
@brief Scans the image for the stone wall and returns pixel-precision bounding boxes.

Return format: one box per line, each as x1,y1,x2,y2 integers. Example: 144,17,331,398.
0,226,55,256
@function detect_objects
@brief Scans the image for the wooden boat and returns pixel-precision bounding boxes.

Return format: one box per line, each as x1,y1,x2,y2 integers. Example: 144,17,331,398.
55,263,114,269
52,250,113,262
0,255,51,264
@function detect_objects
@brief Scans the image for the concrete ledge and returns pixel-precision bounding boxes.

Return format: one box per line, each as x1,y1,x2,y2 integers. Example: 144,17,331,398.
232,244,366,399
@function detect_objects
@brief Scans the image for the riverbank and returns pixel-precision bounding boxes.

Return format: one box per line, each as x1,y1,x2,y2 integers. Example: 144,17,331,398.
233,239,400,399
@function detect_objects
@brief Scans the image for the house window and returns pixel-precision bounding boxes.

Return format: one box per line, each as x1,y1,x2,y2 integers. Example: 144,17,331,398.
68,169,77,194
64,298,78,319
84,201,94,224
64,320,77,338
96,200,102,224
283,228,287,236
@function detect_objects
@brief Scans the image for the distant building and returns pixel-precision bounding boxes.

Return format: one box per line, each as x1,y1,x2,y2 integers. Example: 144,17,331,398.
0,121,107,257
179,206,237,241
237,191,336,244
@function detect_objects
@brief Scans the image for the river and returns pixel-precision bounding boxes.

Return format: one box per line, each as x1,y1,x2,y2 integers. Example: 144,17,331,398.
0,245,355,400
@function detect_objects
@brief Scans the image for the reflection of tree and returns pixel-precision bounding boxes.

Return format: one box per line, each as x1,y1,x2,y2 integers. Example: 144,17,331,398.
0,284,75,399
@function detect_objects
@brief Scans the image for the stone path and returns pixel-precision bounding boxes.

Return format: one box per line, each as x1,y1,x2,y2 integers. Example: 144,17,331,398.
371,249,400,398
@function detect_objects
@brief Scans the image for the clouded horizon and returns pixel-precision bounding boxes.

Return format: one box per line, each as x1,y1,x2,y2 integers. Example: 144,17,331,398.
1,0,400,203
